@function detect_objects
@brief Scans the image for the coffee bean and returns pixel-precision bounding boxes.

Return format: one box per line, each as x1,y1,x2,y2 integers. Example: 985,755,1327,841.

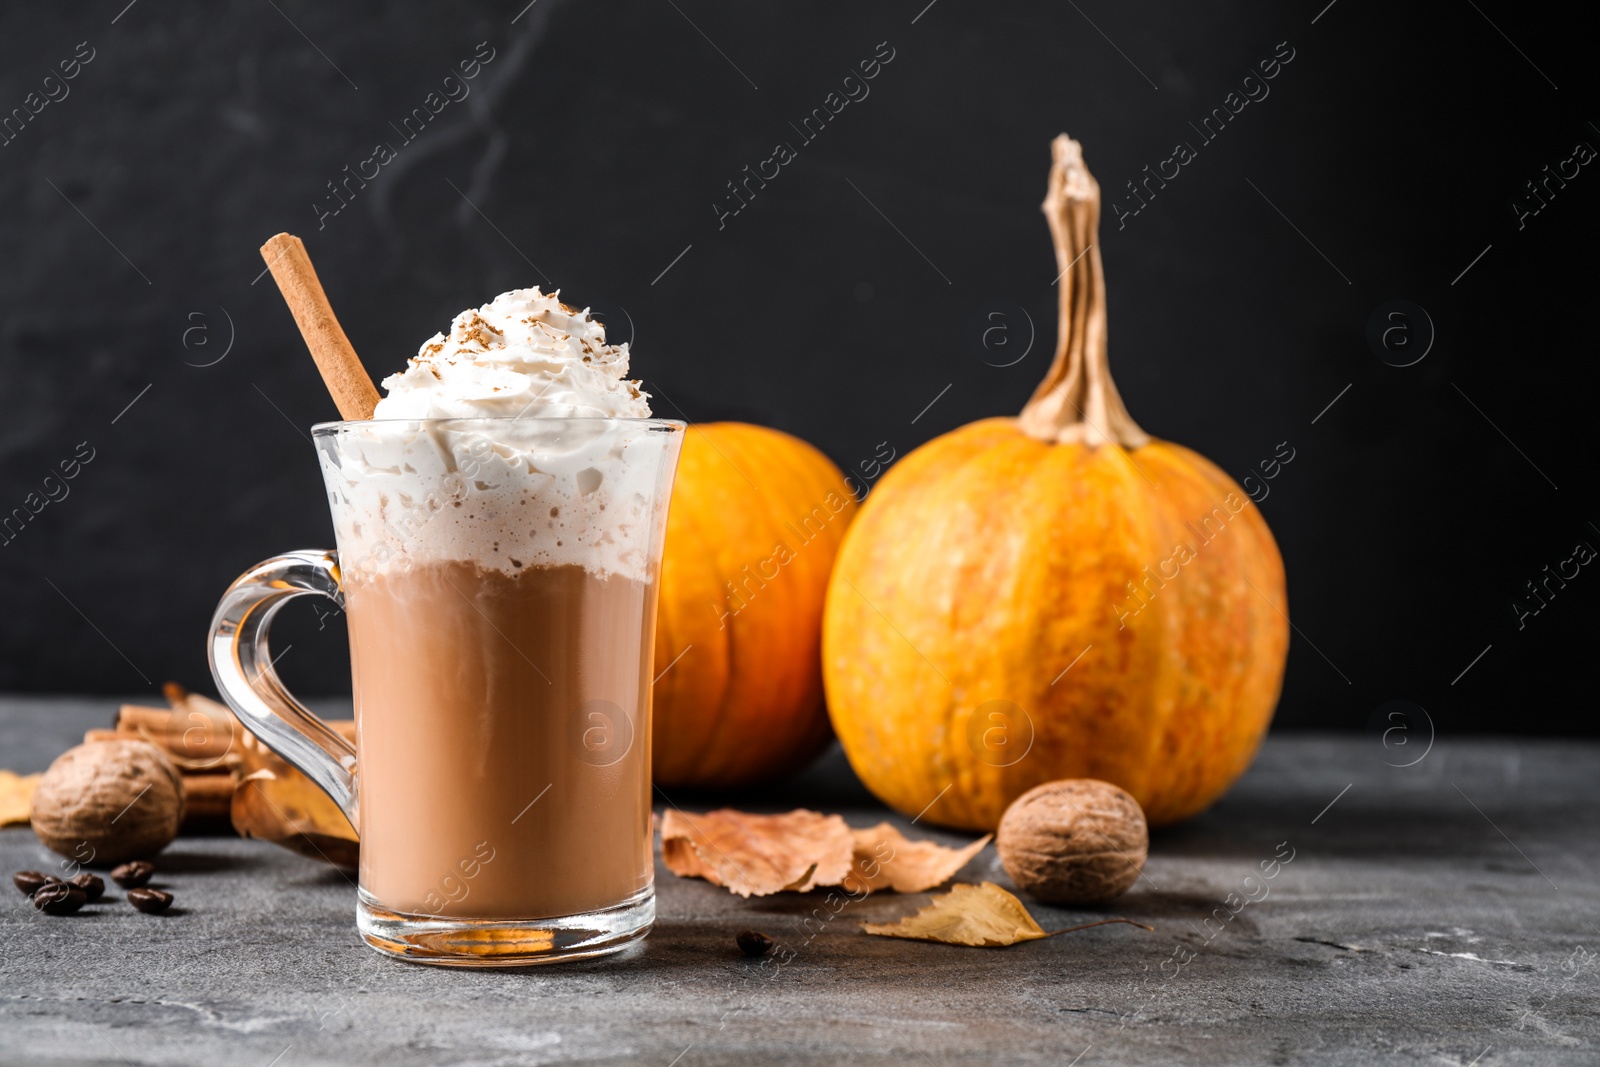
110,861,155,889
127,888,173,915
736,930,774,957
13,871,59,897
33,883,88,915
67,873,105,902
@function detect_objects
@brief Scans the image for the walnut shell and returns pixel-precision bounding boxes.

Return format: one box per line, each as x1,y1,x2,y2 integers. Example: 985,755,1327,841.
996,779,1147,905
30,740,184,867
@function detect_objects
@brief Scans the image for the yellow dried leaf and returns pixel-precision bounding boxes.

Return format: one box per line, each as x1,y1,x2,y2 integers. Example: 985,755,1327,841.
862,881,1153,947
232,768,358,869
847,823,991,894
660,808,853,898
863,882,1049,946
0,770,39,827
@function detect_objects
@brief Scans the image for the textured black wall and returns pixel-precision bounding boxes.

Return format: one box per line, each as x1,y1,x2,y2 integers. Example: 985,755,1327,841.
1,2,1594,735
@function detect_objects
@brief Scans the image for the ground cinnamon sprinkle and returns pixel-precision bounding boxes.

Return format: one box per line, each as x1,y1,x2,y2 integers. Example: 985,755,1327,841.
458,312,503,349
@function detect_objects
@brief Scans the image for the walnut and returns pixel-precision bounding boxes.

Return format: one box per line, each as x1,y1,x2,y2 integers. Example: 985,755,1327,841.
996,779,1147,905
29,740,184,867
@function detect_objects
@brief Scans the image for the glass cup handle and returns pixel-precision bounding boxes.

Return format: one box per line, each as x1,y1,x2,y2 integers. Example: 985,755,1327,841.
207,549,358,826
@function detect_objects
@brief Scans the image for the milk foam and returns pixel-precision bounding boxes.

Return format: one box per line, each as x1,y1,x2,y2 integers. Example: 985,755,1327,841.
320,288,670,583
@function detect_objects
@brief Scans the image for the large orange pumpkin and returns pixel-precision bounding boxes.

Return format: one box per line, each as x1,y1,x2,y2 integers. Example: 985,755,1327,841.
653,422,857,788
822,136,1289,830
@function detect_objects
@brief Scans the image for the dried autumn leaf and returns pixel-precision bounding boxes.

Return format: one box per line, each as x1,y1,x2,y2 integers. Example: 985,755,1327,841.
232,767,358,869
847,823,991,894
862,881,1152,947
0,770,39,827
862,882,1048,945
661,808,853,898
233,715,355,776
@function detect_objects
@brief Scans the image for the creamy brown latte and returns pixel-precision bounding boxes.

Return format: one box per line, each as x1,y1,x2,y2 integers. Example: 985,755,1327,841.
346,561,655,920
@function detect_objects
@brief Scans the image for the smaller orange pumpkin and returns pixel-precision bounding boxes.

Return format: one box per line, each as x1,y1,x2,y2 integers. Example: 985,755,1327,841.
652,422,857,788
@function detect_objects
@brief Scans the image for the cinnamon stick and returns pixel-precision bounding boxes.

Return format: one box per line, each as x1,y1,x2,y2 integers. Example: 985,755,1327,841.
117,705,174,732
83,688,359,838
105,706,356,761
114,704,235,760
180,772,236,829
259,232,380,421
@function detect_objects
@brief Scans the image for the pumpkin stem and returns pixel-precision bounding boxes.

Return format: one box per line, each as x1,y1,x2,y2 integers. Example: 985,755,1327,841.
1017,135,1150,449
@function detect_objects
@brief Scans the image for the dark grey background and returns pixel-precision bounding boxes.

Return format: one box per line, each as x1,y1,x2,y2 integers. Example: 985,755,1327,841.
0,1,1593,734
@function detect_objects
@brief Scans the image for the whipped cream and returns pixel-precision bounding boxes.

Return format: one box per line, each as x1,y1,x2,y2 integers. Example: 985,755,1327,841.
373,288,651,420
321,288,674,583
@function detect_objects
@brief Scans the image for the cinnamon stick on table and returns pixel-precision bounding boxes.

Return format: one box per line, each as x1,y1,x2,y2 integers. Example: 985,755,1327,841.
179,773,236,827
258,232,381,421
112,703,236,760
92,702,357,832
107,704,355,761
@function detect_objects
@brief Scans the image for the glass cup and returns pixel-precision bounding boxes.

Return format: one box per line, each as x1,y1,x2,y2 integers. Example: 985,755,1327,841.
208,417,683,966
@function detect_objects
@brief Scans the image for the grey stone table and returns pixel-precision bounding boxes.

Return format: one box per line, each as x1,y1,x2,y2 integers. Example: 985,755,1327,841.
1,697,1596,1066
